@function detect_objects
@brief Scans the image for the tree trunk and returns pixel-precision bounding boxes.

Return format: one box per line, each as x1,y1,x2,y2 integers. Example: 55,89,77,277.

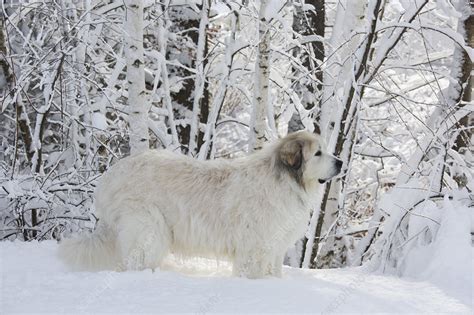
249,0,271,151
453,1,473,187
288,0,325,133
188,0,210,157
124,0,150,155
156,2,179,148
168,3,209,154
0,17,36,164
198,10,239,160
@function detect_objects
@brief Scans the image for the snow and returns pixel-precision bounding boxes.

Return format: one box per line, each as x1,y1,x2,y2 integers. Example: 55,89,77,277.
1,241,471,314
91,112,107,130
403,197,473,306
434,0,462,19
263,0,286,21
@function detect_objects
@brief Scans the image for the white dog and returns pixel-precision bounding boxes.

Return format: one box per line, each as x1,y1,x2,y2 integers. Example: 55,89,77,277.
59,131,342,278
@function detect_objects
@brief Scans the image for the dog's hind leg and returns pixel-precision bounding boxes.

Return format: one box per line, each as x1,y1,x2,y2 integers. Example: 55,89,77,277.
116,208,170,271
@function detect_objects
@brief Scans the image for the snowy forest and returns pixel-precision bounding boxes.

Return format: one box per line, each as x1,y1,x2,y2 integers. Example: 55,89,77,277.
0,0,473,313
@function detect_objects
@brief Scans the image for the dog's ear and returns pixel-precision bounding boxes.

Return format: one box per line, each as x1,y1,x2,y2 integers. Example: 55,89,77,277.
280,139,303,170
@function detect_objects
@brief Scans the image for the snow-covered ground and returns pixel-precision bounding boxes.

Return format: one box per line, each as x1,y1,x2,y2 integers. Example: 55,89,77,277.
0,241,471,314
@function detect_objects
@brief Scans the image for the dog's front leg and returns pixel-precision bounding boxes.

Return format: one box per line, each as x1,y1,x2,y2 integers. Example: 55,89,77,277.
232,250,269,279
269,254,284,277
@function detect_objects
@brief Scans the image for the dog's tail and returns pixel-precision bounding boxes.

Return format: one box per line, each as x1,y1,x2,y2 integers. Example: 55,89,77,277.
58,223,119,271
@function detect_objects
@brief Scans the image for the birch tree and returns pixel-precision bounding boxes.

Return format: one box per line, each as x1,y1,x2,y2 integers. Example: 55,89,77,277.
188,0,211,156
124,0,150,155
249,0,272,151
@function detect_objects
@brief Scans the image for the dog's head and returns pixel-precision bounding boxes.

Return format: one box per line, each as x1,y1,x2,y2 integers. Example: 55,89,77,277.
275,131,342,188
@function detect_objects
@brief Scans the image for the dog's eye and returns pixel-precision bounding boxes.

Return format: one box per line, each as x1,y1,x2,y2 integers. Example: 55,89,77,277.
314,151,322,156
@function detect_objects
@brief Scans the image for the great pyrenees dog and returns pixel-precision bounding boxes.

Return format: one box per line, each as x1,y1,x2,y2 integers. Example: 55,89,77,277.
59,131,342,278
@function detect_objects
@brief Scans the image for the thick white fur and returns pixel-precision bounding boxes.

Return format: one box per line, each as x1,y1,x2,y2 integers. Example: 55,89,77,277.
59,131,341,278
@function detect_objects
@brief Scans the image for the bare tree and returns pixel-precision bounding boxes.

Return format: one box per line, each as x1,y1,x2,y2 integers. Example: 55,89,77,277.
360,0,474,272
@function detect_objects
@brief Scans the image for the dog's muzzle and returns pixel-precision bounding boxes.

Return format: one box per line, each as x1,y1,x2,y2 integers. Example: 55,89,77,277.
318,158,343,184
